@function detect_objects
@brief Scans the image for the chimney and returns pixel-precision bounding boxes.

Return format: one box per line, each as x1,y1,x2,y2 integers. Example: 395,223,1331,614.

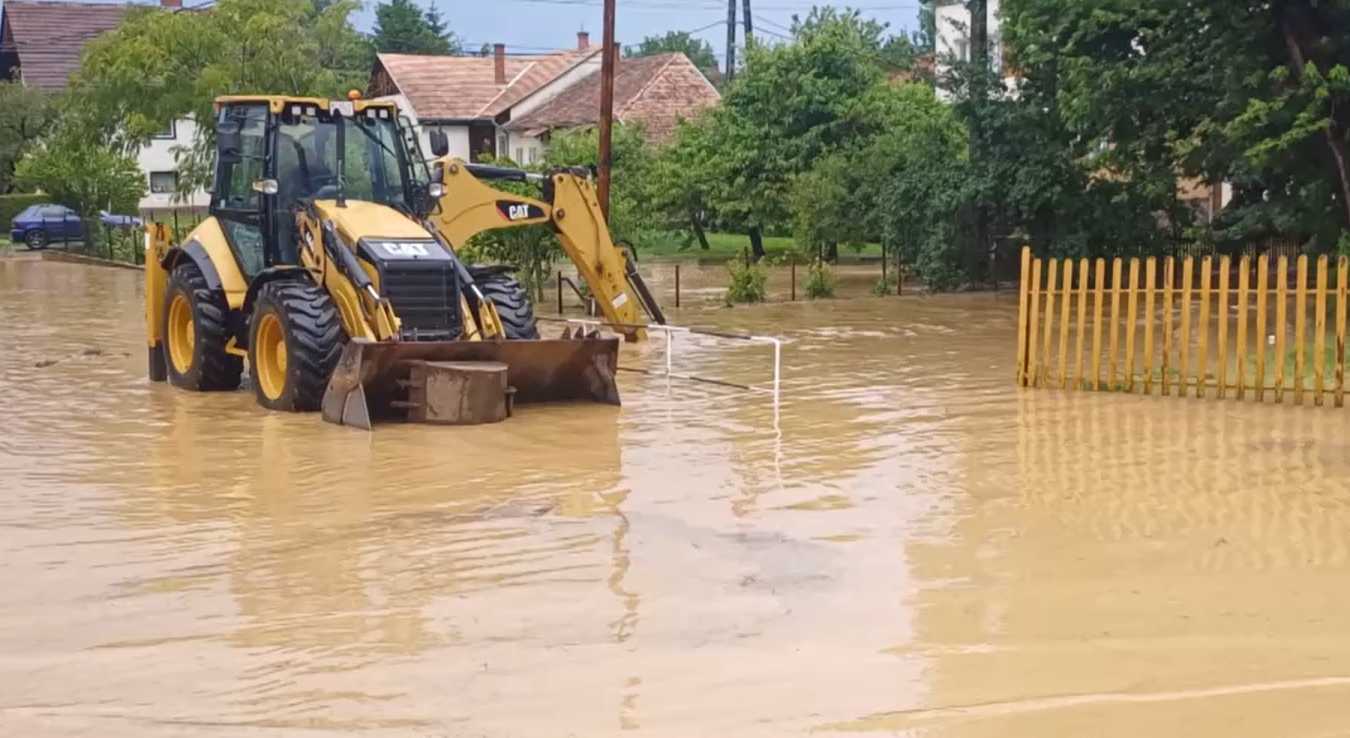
160,0,182,7
577,31,590,50
493,44,506,85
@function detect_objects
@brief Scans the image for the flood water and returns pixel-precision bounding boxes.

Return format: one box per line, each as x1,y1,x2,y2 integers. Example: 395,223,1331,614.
3,256,1350,737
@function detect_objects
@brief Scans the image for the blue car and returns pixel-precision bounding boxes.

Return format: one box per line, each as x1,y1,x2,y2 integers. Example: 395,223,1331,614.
10,204,84,249
9,204,143,249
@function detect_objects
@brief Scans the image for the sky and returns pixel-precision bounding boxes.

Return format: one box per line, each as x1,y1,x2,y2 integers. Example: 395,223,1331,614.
353,1,925,68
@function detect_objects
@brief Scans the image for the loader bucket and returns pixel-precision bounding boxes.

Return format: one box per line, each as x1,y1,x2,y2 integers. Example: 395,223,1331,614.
321,337,621,429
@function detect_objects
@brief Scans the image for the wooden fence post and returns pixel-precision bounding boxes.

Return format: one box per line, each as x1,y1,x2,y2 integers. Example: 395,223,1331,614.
1042,259,1059,388
1275,255,1288,402
1196,256,1212,398
1178,257,1194,398
1074,258,1089,389
1337,256,1348,408
1216,255,1231,399
1092,259,1106,390
1295,255,1308,405
1124,258,1140,392
1256,255,1269,401
1143,257,1157,395
1161,257,1174,396
1058,260,1073,389
1108,258,1123,389
1028,258,1042,388
1017,246,1030,384
1315,254,1328,406
1236,255,1250,400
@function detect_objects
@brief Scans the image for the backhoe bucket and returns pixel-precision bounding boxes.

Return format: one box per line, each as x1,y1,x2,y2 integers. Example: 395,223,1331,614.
321,337,621,429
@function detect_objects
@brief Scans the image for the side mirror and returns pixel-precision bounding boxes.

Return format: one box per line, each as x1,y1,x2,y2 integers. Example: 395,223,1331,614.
428,129,449,158
217,119,243,164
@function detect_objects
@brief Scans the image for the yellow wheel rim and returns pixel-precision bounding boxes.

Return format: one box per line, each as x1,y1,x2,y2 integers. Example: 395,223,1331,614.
166,292,196,375
254,312,288,401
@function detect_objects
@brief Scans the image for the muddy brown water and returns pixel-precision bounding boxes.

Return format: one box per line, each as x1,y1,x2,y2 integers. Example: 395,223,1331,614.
3,257,1350,737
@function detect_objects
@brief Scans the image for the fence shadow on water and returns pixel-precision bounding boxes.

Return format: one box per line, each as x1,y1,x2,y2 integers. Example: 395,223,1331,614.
1016,246,1350,408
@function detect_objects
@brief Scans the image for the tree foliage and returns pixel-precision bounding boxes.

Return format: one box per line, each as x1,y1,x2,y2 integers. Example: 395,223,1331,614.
0,82,55,193
15,128,145,219
1002,0,1350,253
626,31,718,73
372,0,459,56
680,8,904,259
69,0,370,194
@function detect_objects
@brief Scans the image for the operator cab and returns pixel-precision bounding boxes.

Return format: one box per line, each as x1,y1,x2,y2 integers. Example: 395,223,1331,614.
211,95,438,279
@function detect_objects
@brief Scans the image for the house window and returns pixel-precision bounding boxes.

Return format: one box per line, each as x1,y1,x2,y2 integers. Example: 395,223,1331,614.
527,148,537,164
149,171,177,194
497,132,508,158
515,147,524,163
956,38,970,61
153,120,176,140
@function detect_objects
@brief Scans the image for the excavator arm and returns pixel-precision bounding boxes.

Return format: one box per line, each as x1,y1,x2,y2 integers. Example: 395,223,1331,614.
426,158,665,342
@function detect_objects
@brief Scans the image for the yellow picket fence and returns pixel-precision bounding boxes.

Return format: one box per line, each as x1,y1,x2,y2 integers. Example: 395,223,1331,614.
1016,246,1350,408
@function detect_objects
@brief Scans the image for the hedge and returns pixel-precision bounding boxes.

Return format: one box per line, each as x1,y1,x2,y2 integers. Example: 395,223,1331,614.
0,193,48,229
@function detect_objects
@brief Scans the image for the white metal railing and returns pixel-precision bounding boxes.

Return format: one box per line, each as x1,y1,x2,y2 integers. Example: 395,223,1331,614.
539,317,782,405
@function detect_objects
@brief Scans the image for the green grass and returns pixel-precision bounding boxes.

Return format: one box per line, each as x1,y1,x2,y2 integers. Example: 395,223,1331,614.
638,231,883,262
0,238,12,254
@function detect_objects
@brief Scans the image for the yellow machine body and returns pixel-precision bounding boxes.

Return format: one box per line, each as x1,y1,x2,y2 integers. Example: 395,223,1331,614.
143,93,659,428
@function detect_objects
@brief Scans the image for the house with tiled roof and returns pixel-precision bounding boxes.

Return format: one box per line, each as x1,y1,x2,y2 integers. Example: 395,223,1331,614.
369,34,604,164
506,52,719,147
369,35,720,165
1,0,207,213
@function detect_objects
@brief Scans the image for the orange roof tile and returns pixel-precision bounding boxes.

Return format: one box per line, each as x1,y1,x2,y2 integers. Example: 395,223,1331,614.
375,48,601,122
507,53,720,144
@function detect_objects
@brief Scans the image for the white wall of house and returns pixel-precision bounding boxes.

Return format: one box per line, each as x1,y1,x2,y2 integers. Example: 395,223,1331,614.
935,0,1004,101
373,93,474,160
137,117,209,212
503,131,546,166
424,123,472,160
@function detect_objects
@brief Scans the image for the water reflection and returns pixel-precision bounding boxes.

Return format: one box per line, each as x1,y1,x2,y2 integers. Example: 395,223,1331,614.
4,258,1350,736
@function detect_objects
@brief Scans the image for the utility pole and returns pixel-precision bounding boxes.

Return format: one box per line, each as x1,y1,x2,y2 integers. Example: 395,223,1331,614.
597,0,616,220
742,0,753,45
967,0,990,280
725,0,737,83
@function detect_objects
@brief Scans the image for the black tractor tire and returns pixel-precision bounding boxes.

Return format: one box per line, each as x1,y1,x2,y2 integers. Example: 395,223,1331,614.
476,271,540,340
25,230,47,250
248,280,345,412
162,262,243,391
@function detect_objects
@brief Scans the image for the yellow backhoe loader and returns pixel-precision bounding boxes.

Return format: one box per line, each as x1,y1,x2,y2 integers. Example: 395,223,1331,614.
145,94,663,428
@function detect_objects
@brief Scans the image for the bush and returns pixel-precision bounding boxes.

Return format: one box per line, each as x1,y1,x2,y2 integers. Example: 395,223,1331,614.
0,192,45,227
725,252,768,305
804,259,837,299
872,274,897,296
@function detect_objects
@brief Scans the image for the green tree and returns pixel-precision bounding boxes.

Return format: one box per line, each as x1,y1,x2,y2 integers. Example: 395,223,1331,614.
15,128,146,226
544,124,661,249
71,0,370,195
1002,0,1350,251
372,0,458,56
650,115,721,250
625,31,717,73
697,7,899,260
0,82,55,193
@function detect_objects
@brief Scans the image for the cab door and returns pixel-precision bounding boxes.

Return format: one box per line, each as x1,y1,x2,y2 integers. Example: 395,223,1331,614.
212,103,273,278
